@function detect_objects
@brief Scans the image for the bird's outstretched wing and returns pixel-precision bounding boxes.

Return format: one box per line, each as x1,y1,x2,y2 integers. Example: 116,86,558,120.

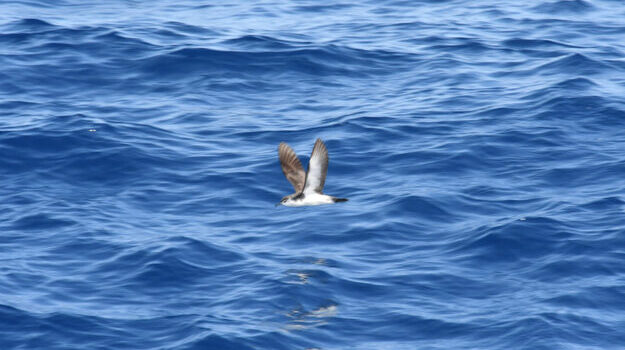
303,138,328,194
279,142,305,193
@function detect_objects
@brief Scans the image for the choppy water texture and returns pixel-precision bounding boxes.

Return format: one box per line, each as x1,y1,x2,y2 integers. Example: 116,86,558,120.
2,1,625,349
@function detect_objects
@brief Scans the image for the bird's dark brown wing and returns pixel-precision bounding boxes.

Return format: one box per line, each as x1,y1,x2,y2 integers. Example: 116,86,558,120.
278,142,305,193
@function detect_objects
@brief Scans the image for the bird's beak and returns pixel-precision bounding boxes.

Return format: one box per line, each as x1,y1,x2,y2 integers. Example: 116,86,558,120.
275,202,281,207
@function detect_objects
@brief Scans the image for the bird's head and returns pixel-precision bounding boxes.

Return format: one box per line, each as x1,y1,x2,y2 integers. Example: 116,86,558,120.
276,195,293,207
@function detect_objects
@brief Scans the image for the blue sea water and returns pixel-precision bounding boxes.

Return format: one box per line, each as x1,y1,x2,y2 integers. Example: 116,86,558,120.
1,0,625,349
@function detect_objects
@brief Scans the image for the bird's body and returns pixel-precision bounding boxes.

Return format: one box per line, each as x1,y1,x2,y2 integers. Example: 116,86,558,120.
281,192,338,207
277,139,347,207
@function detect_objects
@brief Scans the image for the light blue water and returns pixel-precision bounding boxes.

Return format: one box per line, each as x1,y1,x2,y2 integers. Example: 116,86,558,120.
2,1,625,349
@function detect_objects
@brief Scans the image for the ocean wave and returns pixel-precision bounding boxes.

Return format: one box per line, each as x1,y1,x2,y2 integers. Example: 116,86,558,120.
2,1,625,349
532,0,595,14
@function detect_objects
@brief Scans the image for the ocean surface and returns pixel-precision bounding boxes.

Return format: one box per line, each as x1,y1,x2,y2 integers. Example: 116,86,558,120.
1,1,625,349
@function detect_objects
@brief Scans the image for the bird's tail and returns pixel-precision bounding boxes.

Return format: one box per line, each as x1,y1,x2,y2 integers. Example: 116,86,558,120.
333,197,348,203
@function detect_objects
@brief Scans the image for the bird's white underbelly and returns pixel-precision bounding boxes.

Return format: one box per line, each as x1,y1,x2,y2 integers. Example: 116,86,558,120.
284,193,335,206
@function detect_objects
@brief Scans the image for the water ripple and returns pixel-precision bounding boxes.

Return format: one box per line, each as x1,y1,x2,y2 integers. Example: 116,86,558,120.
2,1,625,349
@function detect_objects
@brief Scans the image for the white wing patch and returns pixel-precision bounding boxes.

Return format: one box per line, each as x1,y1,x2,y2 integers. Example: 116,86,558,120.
303,138,328,194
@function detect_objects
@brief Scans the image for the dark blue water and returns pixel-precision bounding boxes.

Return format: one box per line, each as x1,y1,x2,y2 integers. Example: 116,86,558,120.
2,1,625,349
